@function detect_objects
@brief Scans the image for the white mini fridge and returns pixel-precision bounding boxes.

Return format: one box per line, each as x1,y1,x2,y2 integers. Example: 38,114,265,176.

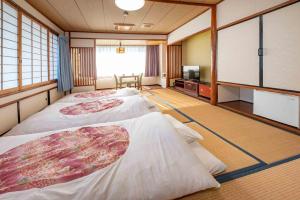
253,90,300,128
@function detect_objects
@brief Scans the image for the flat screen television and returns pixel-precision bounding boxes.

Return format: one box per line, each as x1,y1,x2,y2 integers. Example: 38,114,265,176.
182,66,200,81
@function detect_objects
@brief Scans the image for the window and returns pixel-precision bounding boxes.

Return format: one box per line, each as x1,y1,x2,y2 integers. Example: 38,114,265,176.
1,1,19,90
49,32,58,80
96,46,146,77
22,14,51,87
0,0,59,95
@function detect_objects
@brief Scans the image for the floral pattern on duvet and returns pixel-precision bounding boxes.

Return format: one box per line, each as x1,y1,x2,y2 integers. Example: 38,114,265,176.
0,125,129,194
74,90,117,98
60,99,123,115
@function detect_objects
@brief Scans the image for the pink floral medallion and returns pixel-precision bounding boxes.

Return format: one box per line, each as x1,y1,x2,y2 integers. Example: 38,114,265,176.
74,90,117,98
59,99,123,115
0,125,129,194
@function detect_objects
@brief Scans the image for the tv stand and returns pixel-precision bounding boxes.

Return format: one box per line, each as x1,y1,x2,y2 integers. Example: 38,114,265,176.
174,79,211,99
174,79,199,97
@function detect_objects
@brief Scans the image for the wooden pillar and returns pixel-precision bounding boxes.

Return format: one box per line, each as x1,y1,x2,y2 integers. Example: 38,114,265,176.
210,5,218,105
166,45,170,87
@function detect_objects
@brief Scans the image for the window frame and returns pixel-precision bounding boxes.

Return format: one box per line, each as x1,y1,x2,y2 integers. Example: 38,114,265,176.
0,0,59,97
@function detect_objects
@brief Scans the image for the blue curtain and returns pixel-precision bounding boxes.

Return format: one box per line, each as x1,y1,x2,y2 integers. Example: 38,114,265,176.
57,35,73,92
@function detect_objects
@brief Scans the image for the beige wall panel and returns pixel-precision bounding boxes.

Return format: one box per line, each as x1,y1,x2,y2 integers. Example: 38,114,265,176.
0,104,18,135
0,83,57,106
20,92,48,122
263,2,300,91
50,88,64,104
217,18,260,86
217,0,286,28
71,39,95,48
168,10,211,45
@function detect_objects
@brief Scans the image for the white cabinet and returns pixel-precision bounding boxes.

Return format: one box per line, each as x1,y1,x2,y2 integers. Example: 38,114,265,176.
253,90,300,128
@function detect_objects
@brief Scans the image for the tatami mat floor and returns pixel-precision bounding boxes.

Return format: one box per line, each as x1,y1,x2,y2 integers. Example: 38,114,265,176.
181,159,300,200
143,88,300,200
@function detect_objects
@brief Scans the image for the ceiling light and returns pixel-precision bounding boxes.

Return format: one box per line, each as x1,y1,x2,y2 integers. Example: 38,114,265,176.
141,23,153,29
116,42,125,54
114,23,135,31
115,0,145,11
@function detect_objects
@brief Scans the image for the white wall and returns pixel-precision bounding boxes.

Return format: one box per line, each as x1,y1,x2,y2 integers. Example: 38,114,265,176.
167,9,211,45
159,44,167,88
217,0,287,28
218,85,240,103
71,39,95,48
12,0,64,34
240,88,254,103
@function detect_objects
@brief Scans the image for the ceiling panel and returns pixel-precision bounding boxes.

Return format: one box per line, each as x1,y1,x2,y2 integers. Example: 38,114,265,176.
75,0,106,31
26,0,221,33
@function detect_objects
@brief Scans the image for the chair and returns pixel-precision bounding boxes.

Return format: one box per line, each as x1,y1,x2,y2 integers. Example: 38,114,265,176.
114,74,122,89
138,73,143,90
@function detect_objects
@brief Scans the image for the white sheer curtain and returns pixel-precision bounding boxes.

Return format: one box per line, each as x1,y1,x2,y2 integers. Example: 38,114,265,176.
96,46,146,77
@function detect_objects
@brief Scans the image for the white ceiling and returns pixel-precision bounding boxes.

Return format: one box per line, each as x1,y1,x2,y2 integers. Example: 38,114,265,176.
27,0,221,34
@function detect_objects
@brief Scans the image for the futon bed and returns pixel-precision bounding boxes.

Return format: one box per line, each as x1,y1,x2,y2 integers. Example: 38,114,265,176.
0,112,220,200
6,95,157,136
57,88,139,103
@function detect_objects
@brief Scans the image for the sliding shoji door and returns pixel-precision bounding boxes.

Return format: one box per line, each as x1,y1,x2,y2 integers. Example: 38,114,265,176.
1,1,19,91
49,32,58,80
263,2,300,91
217,18,260,86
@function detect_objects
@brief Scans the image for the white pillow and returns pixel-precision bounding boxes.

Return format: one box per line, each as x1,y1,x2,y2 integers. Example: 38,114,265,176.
189,141,227,175
164,114,203,143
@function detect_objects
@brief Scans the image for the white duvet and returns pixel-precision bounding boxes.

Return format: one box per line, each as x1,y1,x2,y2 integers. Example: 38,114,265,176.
57,88,139,103
7,95,157,136
0,112,220,200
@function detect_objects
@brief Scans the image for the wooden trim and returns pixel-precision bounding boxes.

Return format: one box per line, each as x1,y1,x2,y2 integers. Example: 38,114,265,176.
146,0,213,7
217,0,300,31
0,86,57,108
210,6,217,105
17,101,20,123
0,81,56,98
0,0,3,91
218,102,300,135
17,7,22,90
217,81,300,97
47,30,51,81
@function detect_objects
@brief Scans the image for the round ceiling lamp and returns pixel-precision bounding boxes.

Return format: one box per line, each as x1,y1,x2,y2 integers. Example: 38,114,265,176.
115,0,145,11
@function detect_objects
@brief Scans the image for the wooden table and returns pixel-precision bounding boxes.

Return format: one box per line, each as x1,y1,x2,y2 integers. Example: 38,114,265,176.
119,75,139,88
